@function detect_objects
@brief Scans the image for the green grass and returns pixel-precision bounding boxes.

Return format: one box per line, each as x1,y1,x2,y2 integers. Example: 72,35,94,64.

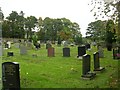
1,44,119,88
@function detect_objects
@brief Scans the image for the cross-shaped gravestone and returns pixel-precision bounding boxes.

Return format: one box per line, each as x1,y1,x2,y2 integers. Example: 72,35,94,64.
81,54,96,80
93,52,105,71
2,62,20,90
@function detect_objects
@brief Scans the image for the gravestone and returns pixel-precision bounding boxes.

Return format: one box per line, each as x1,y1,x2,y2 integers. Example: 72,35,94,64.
63,48,70,57
2,62,20,90
77,45,86,59
48,47,55,57
26,42,33,50
113,47,120,59
14,43,20,48
46,41,52,49
81,54,96,80
93,52,105,71
6,41,11,49
7,52,14,57
63,41,68,48
20,44,27,55
85,43,91,50
98,45,104,58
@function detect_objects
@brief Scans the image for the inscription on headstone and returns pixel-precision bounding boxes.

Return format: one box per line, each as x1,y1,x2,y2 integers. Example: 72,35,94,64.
2,62,20,90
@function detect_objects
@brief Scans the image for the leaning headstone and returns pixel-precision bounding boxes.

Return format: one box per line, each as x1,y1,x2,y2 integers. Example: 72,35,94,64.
77,45,86,59
63,48,70,57
20,44,27,55
2,62,20,90
81,54,96,80
47,47,55,57
93,52,105,72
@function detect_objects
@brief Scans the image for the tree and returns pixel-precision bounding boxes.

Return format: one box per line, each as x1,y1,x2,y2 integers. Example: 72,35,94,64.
86,20,107,41
89,0,120,43
25,16,37,39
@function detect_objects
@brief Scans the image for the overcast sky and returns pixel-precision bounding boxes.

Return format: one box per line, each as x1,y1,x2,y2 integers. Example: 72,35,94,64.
0,0,98,36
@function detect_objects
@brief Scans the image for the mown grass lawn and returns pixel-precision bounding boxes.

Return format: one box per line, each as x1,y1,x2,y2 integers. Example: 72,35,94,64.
1,44,119,88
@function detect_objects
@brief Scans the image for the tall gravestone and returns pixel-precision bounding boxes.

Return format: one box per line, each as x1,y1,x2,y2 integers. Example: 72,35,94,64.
48,47,55,57
2,62,20,90
93,52,105,71
77,45,86,59
63,48,70,57
81,54,96,80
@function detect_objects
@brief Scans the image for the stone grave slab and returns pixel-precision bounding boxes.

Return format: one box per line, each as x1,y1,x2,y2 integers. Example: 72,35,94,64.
47,47,55,57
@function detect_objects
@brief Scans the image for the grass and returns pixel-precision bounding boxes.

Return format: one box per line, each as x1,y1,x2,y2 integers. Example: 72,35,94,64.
1,43,119,88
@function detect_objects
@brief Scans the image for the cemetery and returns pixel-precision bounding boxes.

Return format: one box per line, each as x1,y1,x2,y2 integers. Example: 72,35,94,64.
0,0,120,89
0,39,119,88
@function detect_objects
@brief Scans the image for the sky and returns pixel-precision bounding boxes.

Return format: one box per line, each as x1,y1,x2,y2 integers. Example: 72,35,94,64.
0,0,98,37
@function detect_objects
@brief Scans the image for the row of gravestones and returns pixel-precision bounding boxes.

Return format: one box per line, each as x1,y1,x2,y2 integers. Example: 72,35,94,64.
1,51,105,89
81,52,105,80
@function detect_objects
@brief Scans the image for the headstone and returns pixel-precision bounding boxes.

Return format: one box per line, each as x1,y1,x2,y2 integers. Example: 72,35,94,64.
98,45,104,58
85,43,91,50
81,54,96,80
46,41,52,49
7,52,14,57
6,41,11,49
93,52,105,71
2,62,20,90
113,47,120,59
48,47,55,57
63,41,68,48
14,43,20,48
77,45,86,59
20,44,27,55
26,42,33,50
63,48,70,57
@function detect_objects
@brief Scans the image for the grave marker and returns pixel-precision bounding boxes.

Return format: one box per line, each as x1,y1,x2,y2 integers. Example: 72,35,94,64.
63,48,70,57
77,45,86,59
2,62,20,90
93,52,105,71
81,54,96,80
20,44,27,55
48,47,55,57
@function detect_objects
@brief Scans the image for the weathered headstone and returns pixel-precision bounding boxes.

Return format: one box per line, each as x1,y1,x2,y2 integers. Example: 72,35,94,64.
63,48,70,57
98,45,104,58
77,45,86,59
48,47,55,57
26,42,33,50
14,43,20,48
2,62,20,90
81,54,96,80
20,44,27,55
93,52,105,71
